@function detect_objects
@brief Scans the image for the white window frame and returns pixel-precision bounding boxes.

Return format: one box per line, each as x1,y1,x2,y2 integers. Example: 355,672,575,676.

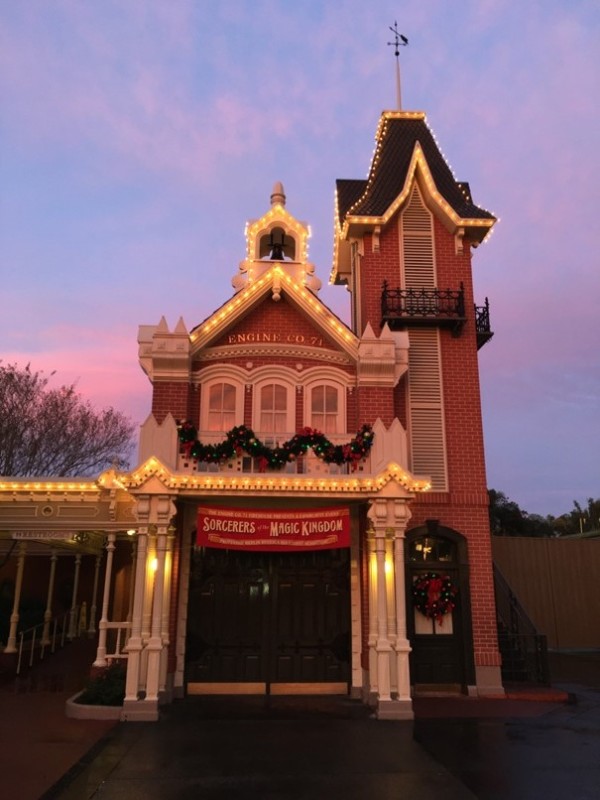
198,366,245,434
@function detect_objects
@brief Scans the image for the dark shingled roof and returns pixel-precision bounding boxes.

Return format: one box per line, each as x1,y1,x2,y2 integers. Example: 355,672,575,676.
336,116,494,225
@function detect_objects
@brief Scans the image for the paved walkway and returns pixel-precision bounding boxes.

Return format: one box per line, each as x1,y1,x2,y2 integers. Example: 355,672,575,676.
0,644,598,800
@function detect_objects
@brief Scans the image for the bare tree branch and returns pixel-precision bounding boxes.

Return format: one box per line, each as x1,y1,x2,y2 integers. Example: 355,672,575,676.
0,362,135,476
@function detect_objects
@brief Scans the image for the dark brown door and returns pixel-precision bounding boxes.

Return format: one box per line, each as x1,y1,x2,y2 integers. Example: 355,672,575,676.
186,548,350,691
405,530,470,689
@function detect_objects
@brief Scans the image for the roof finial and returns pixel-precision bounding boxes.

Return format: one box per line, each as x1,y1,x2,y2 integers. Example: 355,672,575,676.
387,21,408,110
270,181,286,207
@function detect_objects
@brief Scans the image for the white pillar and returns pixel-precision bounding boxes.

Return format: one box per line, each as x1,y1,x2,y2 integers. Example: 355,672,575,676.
41,549,58,646
88,554,102,636
159,527,175,694
93,534,116,667
67,554,82,640
368,497,413,720
366,527,378,695
127,539,137,623
124,527,148,703
146,526,168,702
374,528,392,702
5,542,27,653
393,527,412,702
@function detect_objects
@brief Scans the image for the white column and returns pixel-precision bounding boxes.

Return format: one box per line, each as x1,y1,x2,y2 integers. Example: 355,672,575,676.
366,527,378,695
5,542,27,653
124,527,148,703
374,528,392,702
88,554,102,636
67,554,82,639
158,527,175,694
41,549,58,646
368,496,414,720
127,539,137,623
93,534,116,667
145,525,168,702
393,527,412,702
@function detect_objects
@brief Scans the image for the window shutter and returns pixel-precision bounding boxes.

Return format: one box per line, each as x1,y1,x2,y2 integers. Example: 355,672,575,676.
401,185,435,288
408,328,447,490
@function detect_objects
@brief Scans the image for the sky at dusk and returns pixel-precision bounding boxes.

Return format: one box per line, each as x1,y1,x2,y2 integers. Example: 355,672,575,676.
1,1,598,517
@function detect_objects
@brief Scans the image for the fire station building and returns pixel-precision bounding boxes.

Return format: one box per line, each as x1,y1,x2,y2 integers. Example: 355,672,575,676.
0,107,503,721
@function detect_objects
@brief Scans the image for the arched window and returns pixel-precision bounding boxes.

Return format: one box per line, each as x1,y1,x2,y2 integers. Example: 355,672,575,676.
408,535,456,563
259,383,288,433
207,382,237,431
310,385,338,433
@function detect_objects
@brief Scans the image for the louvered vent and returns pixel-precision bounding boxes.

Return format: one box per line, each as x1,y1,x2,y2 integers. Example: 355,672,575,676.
401,185,435,288
408,328,448,490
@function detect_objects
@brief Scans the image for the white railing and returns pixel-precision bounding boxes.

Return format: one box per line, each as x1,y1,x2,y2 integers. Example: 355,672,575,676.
15,608,77,675
104,622,131,662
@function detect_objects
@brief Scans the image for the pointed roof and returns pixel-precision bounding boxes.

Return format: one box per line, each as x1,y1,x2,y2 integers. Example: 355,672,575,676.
332,111,496,283
338,112,495,223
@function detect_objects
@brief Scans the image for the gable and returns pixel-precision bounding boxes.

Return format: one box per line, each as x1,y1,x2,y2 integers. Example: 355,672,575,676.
191,265,358,362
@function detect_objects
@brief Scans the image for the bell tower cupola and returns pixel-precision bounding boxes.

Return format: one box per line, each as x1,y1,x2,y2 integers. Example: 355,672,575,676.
231,182,322,294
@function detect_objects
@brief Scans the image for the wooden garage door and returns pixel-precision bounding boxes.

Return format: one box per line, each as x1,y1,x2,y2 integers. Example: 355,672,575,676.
186,548,350,694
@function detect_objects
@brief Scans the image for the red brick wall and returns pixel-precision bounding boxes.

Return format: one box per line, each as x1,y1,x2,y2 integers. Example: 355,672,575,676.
356,224,401,334
151,382,193,424
356,386,395,427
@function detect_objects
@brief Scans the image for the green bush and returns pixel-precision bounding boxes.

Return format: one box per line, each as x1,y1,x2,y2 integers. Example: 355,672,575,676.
76,662,125,706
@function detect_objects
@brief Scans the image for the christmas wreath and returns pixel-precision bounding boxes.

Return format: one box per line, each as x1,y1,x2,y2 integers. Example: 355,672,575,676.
177,421,374,472
412,572,458,625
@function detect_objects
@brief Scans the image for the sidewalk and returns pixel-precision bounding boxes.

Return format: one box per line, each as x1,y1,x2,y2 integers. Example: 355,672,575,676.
0,638,118,800
1,644,597,800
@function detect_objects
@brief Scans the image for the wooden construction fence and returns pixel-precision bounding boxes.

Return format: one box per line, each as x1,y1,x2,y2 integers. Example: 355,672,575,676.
492,536,600,651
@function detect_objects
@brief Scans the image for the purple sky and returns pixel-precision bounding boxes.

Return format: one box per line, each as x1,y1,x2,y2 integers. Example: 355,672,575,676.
1,1,598,517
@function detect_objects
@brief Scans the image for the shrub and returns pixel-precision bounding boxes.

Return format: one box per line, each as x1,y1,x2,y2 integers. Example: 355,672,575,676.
76,662,126,706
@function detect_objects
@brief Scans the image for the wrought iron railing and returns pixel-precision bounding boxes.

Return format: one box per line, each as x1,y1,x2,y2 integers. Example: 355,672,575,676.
475,298,493,348
381,282,465,326
493,564,549,684
381,282,493,347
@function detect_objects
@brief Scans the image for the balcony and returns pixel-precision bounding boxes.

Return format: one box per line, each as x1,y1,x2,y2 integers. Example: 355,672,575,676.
381,282,493,348
177,432,372,477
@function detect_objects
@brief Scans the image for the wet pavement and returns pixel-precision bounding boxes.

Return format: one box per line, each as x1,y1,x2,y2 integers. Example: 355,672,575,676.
42,694,479,799
2,645,599,799
415,685,600,800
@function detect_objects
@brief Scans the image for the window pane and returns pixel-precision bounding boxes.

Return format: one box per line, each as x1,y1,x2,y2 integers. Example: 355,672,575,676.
209,383,223,409
222,383,236,411
409,536,455,562
261,384,274,409
274,384,286,411
207,383,237,431
312,386,325,413
325,386,337,412
311,385,338,433
259,384,288,432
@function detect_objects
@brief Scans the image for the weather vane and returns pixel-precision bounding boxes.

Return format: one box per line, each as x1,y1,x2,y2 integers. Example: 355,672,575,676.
387,21,408,110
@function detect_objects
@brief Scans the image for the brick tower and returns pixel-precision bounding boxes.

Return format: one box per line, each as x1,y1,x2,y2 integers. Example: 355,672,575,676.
332,110,503,695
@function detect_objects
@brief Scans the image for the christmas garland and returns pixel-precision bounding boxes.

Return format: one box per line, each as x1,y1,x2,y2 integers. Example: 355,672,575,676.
177,421,374,471
412,572,458,625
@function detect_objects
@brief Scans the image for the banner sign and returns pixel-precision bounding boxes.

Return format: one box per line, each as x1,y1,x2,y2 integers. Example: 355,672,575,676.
197,506,350,551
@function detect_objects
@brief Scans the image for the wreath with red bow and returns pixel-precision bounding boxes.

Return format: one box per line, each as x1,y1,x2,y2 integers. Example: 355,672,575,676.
412,572,458,625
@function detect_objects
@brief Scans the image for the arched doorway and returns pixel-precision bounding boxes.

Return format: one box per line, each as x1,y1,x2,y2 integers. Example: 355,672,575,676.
405,523,475,691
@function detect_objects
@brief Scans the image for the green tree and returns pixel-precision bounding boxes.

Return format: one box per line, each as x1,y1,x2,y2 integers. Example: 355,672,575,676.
488,489,554,537
0,362,135,476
